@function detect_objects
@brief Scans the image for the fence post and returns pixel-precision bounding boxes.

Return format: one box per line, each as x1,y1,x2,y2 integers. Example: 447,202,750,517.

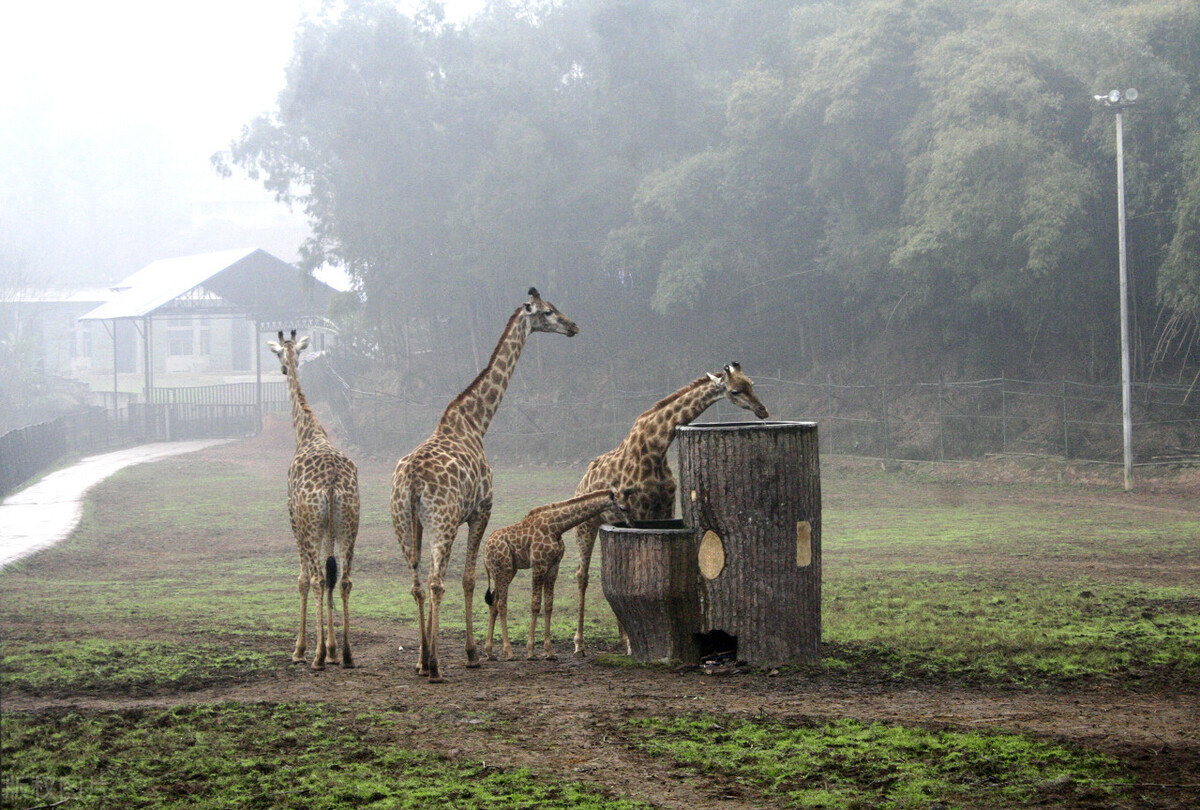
880,383,891,460
1061,380,1069,458
938,379,946,461
1000,375,1008,454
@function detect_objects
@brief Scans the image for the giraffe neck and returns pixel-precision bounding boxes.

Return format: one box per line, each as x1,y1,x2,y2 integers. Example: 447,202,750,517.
625,377,722,458
439,308,528,437
530,490,613,535
284,355,327,447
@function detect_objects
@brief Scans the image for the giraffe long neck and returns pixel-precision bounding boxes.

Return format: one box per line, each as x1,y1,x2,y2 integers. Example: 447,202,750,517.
284,354,326,447
533,490,614,535
626,377,721,459
439,308,527,437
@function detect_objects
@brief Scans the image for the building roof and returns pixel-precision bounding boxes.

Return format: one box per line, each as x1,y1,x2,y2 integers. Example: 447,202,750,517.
80,248,337,326
5,287,113,305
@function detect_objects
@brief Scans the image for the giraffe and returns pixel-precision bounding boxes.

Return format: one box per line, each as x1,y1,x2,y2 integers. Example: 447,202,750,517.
390,288,579,682
483,487,634,662
267,329,360,671
571,362,769,657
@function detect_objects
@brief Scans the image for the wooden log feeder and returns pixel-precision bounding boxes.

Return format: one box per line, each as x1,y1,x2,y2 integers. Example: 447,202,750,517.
677,420,822,666
599,519,702,663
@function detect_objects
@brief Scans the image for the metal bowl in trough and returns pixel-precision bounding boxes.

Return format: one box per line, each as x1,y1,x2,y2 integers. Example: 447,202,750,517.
599,519,702,663
677,420,821,666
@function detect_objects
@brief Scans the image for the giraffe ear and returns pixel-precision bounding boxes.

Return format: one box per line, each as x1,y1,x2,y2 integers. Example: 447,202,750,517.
296,336,311,351
707,372,724,386
267,341,282,354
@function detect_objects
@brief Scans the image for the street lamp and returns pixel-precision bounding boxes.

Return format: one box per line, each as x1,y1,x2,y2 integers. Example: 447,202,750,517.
1094,87,1137,491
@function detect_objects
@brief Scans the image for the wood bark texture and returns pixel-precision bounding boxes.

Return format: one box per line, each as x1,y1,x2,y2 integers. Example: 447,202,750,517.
678,421,821,665
599,520,702,663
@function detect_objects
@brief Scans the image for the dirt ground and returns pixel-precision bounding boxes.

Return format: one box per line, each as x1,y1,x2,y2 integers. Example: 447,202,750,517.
5,423,1200,808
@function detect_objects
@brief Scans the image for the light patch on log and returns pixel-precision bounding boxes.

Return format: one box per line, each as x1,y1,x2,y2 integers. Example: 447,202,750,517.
698,530,725,579
796,520,812,567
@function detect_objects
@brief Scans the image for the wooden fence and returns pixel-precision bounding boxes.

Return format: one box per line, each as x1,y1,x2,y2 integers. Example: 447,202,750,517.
0,408,122,497
0,382,290,497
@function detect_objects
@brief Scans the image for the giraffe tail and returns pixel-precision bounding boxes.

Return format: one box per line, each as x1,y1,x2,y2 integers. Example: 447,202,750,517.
325,481,339,593
484,566,493,606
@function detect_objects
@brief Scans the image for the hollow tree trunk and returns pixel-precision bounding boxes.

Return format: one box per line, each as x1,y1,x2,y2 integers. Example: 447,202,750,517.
677,421,821,666
600,519,701,663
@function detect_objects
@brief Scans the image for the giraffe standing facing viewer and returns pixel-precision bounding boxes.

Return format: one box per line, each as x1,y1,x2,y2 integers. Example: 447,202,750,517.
268,330,360,671
483,487,634,662
391,288,579,682
571,363,769,657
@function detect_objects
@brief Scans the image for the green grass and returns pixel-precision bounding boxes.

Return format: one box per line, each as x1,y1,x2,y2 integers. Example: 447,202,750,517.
627,715,1128,808
1,703,650,809
821,578,1200,685
1,640,279,696
3,455,1197,688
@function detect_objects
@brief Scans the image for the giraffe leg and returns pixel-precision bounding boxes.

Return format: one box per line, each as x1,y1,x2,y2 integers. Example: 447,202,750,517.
292,573,308,664
543,562,560,660
323,570,339,664
496,580,514,661
310,575,327,671
573,522,599,657
484,572,499,662
425,543,451,682
528,569,544,660
461,507,490,668
401,515,428,676
339,577,354,668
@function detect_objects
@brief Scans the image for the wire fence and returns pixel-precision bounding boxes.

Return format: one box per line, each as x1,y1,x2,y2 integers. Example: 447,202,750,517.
344,375,1200,467
3,374,1196,498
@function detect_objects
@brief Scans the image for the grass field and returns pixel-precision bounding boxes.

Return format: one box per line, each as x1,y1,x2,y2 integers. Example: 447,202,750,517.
1,423,1198,808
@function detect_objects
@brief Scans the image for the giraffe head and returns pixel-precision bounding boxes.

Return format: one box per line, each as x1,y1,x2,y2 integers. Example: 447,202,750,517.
267,329,310,376
706,362,770,419
521,287,580,337
609,486,637,524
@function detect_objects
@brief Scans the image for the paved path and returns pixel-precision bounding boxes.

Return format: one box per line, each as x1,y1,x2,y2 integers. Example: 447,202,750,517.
0,440,229,569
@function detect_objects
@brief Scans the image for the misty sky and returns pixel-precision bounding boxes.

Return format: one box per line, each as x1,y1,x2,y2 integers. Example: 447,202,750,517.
1,0,480,287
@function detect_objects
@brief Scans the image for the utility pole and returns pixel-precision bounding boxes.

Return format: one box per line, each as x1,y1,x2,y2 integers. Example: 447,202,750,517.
1095,87,1138,491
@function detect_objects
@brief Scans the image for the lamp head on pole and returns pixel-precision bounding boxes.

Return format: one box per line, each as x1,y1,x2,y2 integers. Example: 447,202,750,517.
1095,87,1138,108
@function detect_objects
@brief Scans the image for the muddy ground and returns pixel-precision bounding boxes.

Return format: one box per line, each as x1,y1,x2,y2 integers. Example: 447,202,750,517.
4,423,1199,808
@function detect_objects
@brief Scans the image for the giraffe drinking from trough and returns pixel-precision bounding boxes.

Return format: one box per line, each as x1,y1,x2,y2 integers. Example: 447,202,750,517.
571,363,769,657
390,288,579,682
268,330,360,671
483,487,635,662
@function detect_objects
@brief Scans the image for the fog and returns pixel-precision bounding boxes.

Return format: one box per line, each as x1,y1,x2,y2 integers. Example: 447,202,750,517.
0,0,479,287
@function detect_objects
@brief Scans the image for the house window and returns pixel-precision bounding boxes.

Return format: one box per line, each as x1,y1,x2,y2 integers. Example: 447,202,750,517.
199,319,211,355
168,320,194,356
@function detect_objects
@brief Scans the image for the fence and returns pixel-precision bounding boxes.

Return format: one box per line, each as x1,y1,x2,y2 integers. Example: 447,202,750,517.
0,382,290,497
0,408,127,497
345,375,1200,467
787,377,1200,465
147,382,288,440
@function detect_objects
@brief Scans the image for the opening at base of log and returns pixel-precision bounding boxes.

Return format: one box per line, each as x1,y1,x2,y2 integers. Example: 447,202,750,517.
694,629,738,663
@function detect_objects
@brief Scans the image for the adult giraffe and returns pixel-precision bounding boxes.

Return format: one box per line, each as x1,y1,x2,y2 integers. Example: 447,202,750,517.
391,288,579,682
268,330,360,671
571,363,769,657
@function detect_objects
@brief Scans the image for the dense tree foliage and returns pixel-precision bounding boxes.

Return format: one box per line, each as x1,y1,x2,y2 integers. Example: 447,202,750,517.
220,0,1200,393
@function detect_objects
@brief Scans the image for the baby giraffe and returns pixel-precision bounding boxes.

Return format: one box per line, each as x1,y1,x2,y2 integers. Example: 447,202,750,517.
484,488,634,662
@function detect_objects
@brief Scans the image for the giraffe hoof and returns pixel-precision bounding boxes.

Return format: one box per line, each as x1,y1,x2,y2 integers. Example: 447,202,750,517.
465,660,481,669
341,657,355,669
310,661,326,672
